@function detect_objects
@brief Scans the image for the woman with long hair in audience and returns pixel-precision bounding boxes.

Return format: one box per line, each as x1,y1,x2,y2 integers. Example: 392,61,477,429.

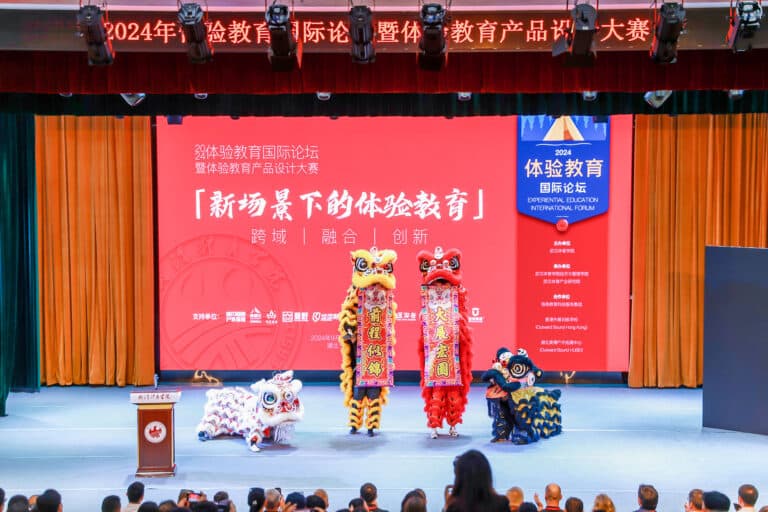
592,494,616,512
444,449,509,512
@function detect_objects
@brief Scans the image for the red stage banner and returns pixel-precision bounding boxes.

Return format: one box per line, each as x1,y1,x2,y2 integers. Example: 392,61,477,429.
355,286,395,387
421,284,462,387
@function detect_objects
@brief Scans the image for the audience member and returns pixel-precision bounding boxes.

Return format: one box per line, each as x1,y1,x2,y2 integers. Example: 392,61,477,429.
737,485,759,512
507,488,525,512
307,495,327,512
213,491,235,512
401,490,427,512
158,500,177,512
565,497,584,512
401,495,426,512
286,492,307,511
0,488,5,512
264,489,283,512
248,488,266,512
349,498,368,512
687,490,704,512
636,485,659,512
361,484,387,512
126,482,145,512
535,484,564,512
190,502,218,512
138,502,160,512
757,507,768,512
313,491,330,510
101,495,121,512
7,496,30,512
703,492,731,512
592,494,615,512
445,449,509,512
36,489,62,512
520,502,539,512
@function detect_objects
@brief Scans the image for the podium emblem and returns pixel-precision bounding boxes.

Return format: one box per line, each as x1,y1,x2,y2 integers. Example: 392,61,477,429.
144,421,168,444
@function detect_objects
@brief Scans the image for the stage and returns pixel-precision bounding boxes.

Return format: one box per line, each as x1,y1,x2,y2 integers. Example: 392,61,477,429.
2,384,766,511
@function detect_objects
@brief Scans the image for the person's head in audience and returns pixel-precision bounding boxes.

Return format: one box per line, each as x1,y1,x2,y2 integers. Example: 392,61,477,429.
190,501,218,512
264,489,283,512
507,488,525,511
738,485,759,510
138,502,160,512
101,495,121,512
360,483,381,511
248,488,266,512
638,485,659,511
0,488,5,512
212,491,235,512
313,490,329,510
286,492,307,511
592,494,615,512
401,495,426,512
307,495,327,512
565,497,584,512
348,498,368,512
545,484,563,508
401,489,426,512
158,500,177,512
520,502,539,512
7,496,30,512
703,492,731,512
687,490,704,512
127,482,145,506
36,489,62,512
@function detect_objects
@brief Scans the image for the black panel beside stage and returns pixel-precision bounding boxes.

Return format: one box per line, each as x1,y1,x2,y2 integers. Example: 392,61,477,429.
703,246,768,435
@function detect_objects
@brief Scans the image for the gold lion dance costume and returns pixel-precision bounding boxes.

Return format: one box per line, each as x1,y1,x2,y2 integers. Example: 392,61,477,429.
482,347,562,444
339,247,397,437
417,247,473,439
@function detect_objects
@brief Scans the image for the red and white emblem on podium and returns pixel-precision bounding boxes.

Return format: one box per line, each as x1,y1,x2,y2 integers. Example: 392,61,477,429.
144,421,167,444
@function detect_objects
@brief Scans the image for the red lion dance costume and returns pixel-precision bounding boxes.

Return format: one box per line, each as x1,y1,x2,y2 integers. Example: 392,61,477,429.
417,246,473,439
339,247,397,437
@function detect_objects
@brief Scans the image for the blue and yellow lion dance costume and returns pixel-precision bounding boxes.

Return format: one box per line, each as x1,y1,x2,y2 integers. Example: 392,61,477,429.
481,347,562,444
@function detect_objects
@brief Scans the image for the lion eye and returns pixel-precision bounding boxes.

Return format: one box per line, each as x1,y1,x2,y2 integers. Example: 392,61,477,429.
449,256,460,270
262,392,277,407
419,260,429,272
355,258,368,272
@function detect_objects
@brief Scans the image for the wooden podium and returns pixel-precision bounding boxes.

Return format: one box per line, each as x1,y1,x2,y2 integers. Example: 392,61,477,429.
129,389,181,477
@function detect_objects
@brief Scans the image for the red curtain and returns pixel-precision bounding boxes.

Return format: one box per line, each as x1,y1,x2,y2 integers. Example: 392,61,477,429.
3,50,768,95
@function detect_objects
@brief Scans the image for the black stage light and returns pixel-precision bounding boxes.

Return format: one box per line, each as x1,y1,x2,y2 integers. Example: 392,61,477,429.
418,3,447,71
727,0,763,52
349,5,375,63
120,93,147,107
178,2,213,63
643,90,672,108
77,4,114,66
552,2,598,66
266,3,299,71
650,2,686,64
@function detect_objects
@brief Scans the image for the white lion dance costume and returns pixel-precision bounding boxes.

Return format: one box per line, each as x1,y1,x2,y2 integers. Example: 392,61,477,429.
339,247,397,437
196,370,304,452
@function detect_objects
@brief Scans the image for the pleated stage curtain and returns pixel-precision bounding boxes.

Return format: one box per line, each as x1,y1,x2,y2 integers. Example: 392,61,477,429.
0,113,40,416
629,114,768,387
35,116,154,386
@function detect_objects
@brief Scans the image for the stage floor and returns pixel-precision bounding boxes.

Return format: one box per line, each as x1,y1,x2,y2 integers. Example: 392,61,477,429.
2,384,767,512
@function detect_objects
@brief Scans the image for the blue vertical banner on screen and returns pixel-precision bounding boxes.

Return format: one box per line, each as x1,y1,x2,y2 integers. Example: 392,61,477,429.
517,116,610,224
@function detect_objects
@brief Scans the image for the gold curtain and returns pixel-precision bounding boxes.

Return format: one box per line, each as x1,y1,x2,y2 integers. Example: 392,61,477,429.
36,116,154,386
630,114,768,387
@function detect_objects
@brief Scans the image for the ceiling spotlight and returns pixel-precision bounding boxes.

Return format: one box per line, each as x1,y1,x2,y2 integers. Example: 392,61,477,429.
582,91,598,101
727,0,763,52
120,93,147,107
59,92,73,98
266,3,299,71
650,1,686,64
418,3,447,71
178,2,213,64
643,90,673,108
728,89,745,99
316,92,332,101
193,92,208,100
552,1,598,66
457,92,472,101
349,5,375,63
77,4,114,66
166,115,184,125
